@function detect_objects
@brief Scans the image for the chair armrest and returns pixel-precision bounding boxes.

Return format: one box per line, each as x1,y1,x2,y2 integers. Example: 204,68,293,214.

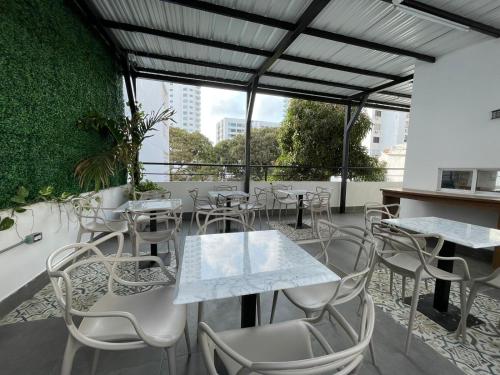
108,256,175,286
432,255,471,280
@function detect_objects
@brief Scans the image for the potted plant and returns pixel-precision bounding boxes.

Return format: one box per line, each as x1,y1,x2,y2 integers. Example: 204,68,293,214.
74,105,175,197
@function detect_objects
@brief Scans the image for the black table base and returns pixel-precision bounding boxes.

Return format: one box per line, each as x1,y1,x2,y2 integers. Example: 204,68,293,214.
287,222,311,229
241,294,257,328
403,293,484,331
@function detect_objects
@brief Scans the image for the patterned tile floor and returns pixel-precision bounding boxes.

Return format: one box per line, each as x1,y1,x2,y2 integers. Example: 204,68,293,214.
1,221,498,375
269,221,500,375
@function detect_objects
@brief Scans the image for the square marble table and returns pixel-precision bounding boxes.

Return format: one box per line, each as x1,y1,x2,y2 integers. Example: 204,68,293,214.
174,230,339,327
276,189,313,228
383,216,500,329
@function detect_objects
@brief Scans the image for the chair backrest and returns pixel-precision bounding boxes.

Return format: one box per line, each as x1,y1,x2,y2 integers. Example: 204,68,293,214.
372,223,446,278
364,202,400,231
197,208,255,234
216,192,248,207
311,220,375,305
126,207,182,242
254,186,269,205
307,191,331,207
47,234,124,330
213,184,237,191
136,189,171,200
188,188,199,203
316,186,329,193
71,195,105,228
199,294,375,375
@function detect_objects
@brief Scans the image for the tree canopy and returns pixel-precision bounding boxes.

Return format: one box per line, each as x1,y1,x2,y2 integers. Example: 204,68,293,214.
274,99,384,181
167,100,385,181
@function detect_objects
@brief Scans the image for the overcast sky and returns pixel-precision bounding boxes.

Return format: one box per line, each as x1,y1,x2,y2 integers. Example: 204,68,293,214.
134,79,286,144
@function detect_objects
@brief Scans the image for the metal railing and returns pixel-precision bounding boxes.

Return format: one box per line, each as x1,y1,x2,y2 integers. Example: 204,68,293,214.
141,162,405,182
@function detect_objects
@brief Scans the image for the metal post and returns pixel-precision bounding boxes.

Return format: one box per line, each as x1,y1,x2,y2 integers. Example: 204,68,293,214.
340,95,369,214
122,57,137,115
244,78,258,193
340,104,351,214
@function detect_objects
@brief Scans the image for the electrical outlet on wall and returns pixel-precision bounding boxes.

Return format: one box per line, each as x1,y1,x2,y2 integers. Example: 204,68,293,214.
491,109,500,120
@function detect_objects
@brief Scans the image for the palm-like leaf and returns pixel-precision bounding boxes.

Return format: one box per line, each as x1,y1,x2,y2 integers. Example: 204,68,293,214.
75,151,117,191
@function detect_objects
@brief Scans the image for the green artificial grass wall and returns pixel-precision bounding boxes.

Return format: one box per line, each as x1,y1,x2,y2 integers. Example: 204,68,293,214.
0,0,125,208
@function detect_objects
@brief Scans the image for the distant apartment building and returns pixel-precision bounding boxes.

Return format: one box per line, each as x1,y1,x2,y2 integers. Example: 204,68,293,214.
215,117,280,143
162,82,201,132
366,109,409,157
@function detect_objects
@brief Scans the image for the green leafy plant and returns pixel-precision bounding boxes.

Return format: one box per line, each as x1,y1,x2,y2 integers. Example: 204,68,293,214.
75,106,175,197
136,179,165,192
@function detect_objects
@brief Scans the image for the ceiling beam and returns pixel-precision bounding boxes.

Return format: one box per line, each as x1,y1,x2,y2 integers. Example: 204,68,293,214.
136,69,410,112
128,50,257,74
351,74,414,99
384,0,500,38
252,0,331,79
130,54,411,99
135,67,247,86
161,0,436,62
103,20,403,80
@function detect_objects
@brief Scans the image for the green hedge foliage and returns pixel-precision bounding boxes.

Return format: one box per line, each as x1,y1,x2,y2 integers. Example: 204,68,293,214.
0,0,125,208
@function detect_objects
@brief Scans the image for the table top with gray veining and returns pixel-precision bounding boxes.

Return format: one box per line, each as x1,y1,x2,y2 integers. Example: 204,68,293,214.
113,199,182,213
382,216,500,249
174,230,340,304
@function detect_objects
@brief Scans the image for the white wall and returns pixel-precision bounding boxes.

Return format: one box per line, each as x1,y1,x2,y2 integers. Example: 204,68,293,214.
158,180,402,212
401,38,500,226
0,186,127,302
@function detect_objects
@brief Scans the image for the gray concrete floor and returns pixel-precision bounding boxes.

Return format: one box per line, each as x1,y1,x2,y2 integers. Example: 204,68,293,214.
1,212,497,375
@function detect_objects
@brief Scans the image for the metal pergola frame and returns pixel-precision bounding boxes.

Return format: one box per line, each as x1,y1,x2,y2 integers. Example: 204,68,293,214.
70,0,499,216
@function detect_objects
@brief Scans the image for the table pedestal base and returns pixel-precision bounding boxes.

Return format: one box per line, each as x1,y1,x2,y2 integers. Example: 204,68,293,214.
403,293,484,331
139,251,171,269
287,223,311,230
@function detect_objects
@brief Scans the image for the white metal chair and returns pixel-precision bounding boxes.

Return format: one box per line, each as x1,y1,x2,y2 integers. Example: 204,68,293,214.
127,207,182,269
72,196,128,243
364,202,400,231
269,184,292,217
238,187,270,228
369,223,470,354
456,268,500,343
270,220,375,322
199,293,376,375
304,191,332,235
272,188,298,225
46,232,189,375
188,188,215,234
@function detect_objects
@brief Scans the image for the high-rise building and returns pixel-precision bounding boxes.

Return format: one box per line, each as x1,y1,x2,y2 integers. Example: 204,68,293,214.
366,109,409,157
162,83,201,132
215,117,280,143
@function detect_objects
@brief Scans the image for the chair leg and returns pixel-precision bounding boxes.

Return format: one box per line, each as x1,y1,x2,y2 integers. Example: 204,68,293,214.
459,281,468,344
60,335,81,375
184,323,192,356
405,275,421,355
257,295,262,326
91,349,100,375
189,210,195,235
369,341,376,365
76,229,83,243
258,209,262,229
456,282,478,343
389,271,394,295
270,290,279,324
166,346,176,375
402,276,406,301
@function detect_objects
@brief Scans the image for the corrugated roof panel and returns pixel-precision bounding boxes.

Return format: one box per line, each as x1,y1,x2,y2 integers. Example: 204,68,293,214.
202,0,313,23
285,35,415,76
417,0,500,28
310,0,491,58
258,76,358,97
268,60,389,89
387,81,414,95
370,93,411,106
131,56,252,82
91,0,286,51
110,30,266,69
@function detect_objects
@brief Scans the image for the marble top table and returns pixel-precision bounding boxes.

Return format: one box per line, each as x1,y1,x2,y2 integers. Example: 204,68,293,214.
276,189,313,229
113,199,182,263
382,216,500,249
382,216,500,325
113,198,182,213
174,230,339,327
